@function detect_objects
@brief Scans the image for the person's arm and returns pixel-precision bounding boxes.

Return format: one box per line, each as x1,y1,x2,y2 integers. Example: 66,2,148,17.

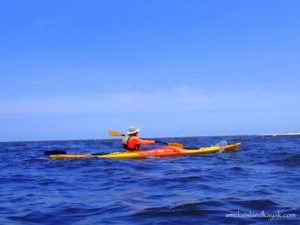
128,136,155,148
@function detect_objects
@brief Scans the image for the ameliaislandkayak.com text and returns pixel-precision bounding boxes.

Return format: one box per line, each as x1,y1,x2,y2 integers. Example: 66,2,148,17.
225,210,296,219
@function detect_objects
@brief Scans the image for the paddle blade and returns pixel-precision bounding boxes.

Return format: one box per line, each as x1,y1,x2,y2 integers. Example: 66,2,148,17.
44,150,67,155
108,131,124,137
168,143,184,148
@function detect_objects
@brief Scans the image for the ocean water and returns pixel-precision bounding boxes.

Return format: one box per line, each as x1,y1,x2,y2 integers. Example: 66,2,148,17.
1,135,299,225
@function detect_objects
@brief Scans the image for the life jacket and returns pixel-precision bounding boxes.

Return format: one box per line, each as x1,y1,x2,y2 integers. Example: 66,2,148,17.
122,135,140,152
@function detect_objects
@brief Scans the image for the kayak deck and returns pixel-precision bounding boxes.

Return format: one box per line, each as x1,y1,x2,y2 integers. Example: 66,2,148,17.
49,143,241,160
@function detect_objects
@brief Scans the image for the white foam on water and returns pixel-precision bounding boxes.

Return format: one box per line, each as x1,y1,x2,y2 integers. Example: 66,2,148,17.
215,140,228,146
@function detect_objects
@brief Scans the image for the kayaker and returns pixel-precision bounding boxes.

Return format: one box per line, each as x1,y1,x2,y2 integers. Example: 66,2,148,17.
122,126,156,152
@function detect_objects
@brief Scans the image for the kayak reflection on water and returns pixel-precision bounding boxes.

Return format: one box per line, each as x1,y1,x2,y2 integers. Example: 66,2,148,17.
122,126,156,152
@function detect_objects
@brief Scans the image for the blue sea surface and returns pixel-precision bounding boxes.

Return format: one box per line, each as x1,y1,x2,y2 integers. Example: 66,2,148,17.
1,135,299,225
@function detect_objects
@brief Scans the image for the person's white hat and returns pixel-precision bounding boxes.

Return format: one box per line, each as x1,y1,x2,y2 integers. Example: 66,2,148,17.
127,125,140,135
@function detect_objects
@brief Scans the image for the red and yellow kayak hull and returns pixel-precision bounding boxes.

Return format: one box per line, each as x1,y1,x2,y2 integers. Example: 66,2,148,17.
49,143,241,160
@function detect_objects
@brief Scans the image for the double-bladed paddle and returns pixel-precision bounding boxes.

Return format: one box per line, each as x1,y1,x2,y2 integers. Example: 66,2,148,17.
44,131,183,155
108,131,183,148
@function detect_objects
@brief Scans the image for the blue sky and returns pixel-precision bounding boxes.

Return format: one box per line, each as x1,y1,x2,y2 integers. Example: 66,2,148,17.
1,0,300,141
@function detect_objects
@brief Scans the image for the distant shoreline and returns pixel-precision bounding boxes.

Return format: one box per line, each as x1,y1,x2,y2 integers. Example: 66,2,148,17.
259,132,300,136
163,132,300,139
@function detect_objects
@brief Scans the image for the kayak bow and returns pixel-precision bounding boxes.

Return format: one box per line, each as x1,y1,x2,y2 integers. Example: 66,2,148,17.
48,143,241,160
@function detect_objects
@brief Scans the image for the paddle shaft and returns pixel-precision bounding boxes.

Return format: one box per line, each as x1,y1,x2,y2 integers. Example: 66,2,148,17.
108,131,183,148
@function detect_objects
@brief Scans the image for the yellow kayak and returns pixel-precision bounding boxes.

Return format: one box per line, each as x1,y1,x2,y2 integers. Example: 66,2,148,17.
49,143,241,160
